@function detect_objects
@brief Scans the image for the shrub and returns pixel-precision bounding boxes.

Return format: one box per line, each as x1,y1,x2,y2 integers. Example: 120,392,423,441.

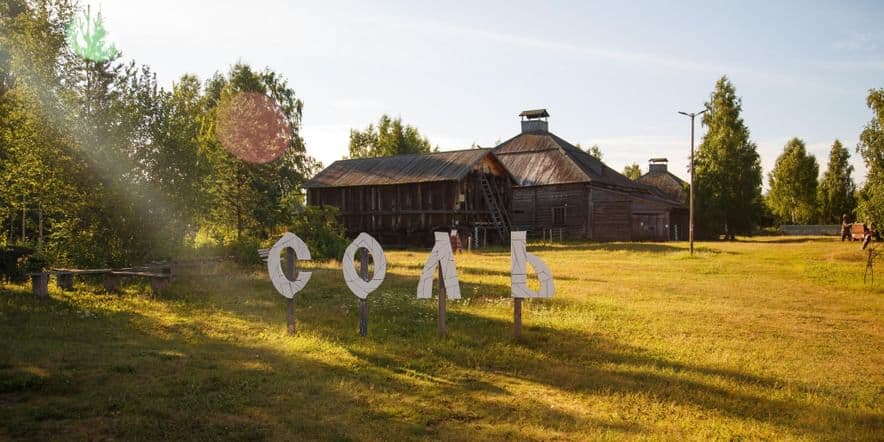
289,206,348,260
229,236,262,266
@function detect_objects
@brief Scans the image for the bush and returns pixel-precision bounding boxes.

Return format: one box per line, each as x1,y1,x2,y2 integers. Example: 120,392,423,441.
289,206,348,260
229,236,262,266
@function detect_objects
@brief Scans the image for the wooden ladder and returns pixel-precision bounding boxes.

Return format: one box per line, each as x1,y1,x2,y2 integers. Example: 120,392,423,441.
479,171,511,242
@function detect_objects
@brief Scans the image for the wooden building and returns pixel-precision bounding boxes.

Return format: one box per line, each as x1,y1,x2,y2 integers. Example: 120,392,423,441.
636,158,688,204
635,158,690,240
304,149,513,247
493,110,687,241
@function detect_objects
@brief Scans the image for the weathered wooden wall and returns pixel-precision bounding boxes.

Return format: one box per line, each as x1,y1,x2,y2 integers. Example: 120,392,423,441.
307,157,510,246
511,184,590,239
510,184,681,242
630,196,676,241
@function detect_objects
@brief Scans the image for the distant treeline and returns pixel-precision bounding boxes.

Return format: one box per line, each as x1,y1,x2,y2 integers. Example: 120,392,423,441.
687,77,882,238
764,92,883,229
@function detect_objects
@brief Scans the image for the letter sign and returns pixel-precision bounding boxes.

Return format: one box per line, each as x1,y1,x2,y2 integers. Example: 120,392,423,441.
267,232,312,299
417,232,462,299
342,233,387,299
511,231,555,298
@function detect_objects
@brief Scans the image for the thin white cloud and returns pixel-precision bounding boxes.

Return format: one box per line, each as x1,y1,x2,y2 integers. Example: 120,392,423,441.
833,31,879,52
359,14,854,95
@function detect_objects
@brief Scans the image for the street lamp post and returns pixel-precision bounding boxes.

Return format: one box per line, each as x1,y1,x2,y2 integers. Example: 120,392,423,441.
678,109,706,256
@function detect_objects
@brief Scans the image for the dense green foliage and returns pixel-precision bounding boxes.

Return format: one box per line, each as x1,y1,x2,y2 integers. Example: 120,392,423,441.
0,1,320,267
767,138,819,224
623,162,642,180
289,206,349,260
856,88,884,229
694,76,764,239
817,140,856,224
348,114,434,158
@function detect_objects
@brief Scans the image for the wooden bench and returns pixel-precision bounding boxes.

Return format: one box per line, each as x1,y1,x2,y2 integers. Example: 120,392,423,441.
51,268,112,291
105,271,172,296
258,248,270,263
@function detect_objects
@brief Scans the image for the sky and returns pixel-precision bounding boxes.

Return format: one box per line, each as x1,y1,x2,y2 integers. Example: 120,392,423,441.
96,0,883,187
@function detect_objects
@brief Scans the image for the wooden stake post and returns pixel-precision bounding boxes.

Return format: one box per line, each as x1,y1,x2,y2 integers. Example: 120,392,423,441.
513,298,523,338
358,248,369,337
285,247,296,335
437,265,447,337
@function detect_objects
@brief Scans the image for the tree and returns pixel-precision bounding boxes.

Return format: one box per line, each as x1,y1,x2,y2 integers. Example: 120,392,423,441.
586,144,603,161
856,88,884,228
694,76,763,239
623,163,642,180
349,114,433,158
767,138,819,224
199,63,318,242
817,140,856,223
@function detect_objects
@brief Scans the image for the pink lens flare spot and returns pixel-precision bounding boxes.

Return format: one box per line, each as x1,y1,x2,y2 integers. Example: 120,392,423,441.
215,92,292,164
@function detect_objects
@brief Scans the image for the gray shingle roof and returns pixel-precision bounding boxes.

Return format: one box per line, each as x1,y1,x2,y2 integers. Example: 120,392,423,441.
304,148,493,188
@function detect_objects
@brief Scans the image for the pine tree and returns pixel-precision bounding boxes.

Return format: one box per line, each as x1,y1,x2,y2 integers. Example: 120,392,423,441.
767,138,819,224
817,140,856,223
694,76,763,239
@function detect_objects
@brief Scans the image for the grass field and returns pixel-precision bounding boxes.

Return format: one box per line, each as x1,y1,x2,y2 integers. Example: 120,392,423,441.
0,237,882,440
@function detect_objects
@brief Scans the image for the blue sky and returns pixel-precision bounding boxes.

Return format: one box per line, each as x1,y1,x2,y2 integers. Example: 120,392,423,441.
98,0,883,186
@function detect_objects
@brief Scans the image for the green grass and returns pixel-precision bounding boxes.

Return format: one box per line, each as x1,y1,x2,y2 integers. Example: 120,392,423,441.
0,237,881,440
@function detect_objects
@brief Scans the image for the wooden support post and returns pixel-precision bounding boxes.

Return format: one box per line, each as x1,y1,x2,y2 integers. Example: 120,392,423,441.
437,265,447,337
31,272,48,299
103,274,120,294
358,248,369,337
514,297,523,339
57,272,74,291
287,297,296,335
285,247,296,335
149,277,168,297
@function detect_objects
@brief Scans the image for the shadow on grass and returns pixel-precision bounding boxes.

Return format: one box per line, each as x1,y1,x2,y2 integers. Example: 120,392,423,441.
523,242,734,255
753,237,842,244
1,266,879,440
187,268,878,440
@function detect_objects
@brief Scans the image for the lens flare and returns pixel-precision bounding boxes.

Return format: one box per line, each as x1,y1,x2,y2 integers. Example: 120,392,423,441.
215,92,292,164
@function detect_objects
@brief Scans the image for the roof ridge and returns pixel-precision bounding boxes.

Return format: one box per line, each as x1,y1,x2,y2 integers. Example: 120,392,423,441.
329,147,491,165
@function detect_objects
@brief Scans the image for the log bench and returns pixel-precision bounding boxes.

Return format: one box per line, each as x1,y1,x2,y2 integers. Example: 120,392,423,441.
26,267,173,297
51,268,112,291
105,271,173,296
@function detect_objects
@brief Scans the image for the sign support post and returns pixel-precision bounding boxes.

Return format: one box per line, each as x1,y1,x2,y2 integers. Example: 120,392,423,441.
358,248,369,337
437,265,447,337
